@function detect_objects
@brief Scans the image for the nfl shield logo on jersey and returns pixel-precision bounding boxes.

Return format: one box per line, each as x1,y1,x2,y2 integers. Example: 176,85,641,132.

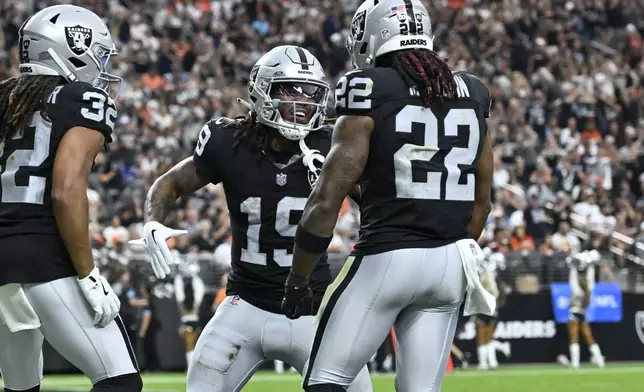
231,295,240,305
276,173,287,187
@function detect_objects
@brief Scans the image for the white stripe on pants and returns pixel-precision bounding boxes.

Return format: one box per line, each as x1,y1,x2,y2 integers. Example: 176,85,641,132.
305,245,466,392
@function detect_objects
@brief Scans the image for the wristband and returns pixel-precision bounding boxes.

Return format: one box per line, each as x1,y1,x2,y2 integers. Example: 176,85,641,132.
286,271,310,287
294,224,332,254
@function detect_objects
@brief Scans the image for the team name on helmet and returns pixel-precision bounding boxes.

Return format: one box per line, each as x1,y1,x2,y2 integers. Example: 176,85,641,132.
400,38,428,47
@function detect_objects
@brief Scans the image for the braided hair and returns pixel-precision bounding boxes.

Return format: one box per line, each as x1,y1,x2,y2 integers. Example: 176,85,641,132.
377,49,457,108
231,114,272,159
0,75,62,142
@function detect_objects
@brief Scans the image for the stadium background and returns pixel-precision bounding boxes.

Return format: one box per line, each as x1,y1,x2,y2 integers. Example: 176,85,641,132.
1,0,644,389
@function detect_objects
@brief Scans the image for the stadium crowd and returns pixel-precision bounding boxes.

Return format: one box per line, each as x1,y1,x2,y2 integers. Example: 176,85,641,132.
1,0,644,369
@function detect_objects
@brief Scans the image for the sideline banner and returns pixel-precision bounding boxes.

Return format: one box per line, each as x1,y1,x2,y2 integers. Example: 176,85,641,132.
550,282,622,323
454,293,644,364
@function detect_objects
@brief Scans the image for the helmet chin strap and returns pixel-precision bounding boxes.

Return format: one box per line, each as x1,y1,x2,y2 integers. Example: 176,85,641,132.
299,138,325,189
238,95,327,187
236,97,253,113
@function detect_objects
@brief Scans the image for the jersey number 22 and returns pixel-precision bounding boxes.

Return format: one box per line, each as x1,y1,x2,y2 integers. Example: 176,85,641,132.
394,105,481,201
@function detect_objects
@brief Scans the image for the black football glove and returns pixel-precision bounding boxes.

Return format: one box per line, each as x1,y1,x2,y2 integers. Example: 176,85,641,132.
282,272,313,320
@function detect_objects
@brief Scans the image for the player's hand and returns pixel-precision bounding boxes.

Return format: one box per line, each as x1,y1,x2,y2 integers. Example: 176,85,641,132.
281,272,313,320
77,267,121,328
129,221,188,279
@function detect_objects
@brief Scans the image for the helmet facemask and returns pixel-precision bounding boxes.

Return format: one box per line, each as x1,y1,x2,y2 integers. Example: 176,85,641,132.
89,42,122,99
252,77,329,141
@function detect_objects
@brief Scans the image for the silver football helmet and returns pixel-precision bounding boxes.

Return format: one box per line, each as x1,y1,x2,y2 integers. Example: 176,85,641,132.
567,250,598,271
246,45,330,141
347,0,433,69
18,5,121,97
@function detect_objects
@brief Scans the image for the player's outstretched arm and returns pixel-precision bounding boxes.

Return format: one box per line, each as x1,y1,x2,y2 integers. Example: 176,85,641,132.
52,127,106,279
469,133,494,240
144,157,209,223
291,115,374,278
133,157,210,278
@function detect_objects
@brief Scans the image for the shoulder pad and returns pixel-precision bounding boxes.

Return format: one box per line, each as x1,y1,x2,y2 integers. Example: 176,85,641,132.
48,81,116,143
208,116,237,130
194,117,234,157
334,68,385,116
192,118,235,185
453,71,492,118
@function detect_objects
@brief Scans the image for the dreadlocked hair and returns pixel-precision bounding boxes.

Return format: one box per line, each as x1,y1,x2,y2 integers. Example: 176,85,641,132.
0,75,62,142
231,113,273,160
377,49,457,108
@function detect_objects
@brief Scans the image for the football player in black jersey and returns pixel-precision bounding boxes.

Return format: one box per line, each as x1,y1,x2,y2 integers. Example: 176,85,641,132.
131,46,372,392
281,1,496,391
0,5,142,392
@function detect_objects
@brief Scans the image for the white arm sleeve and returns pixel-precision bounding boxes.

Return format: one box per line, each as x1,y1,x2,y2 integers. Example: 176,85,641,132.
569,268,582,296
586,265,595,292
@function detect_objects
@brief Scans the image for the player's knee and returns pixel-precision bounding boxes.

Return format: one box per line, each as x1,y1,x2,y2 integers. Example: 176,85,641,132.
569,312,585,323
90,373,142,392
305,384,346,392
5,386,40,392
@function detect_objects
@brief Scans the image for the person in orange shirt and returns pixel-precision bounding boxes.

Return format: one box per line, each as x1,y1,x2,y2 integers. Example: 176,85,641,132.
140,72,166,91
581,117,601,142
509,225,536,252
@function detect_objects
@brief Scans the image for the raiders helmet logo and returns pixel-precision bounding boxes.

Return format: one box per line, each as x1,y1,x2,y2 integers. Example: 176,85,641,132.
65,25,92,56
351,11,366,41
635,311,644,345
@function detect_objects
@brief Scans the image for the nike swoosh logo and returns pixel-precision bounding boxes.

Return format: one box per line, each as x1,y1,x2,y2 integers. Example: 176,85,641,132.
151,229,159,246
100,280,109,296
99,32,108,36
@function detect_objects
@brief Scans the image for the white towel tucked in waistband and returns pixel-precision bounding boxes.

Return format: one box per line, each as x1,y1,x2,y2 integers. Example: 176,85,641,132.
0,283,41,332
455,239,497,317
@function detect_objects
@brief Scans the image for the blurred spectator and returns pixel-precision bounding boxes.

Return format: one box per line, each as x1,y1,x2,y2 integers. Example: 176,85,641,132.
103,216,129,248
510,226,536,253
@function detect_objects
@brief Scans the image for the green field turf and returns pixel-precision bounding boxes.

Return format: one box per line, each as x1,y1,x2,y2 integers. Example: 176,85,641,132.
4,364,643,392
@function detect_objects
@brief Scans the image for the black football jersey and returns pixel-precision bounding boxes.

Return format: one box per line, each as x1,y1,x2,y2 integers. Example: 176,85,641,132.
192,118,332,315
0,81,115,284
334,68,491,255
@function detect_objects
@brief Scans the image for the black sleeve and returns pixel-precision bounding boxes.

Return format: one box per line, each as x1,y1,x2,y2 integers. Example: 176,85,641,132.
454,71,492,119
47,81,116,143
192,118,226,185
334,68,384,117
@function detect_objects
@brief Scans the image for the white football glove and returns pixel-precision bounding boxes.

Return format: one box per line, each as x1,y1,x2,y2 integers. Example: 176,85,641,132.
78,267,121,328
129,221,188,279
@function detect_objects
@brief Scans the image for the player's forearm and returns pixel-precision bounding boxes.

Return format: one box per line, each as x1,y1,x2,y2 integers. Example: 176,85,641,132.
53,188,94,278
145,158,210,224
291,201,338,277
300,199,340,238
144,176,180,223
469,201,491,240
